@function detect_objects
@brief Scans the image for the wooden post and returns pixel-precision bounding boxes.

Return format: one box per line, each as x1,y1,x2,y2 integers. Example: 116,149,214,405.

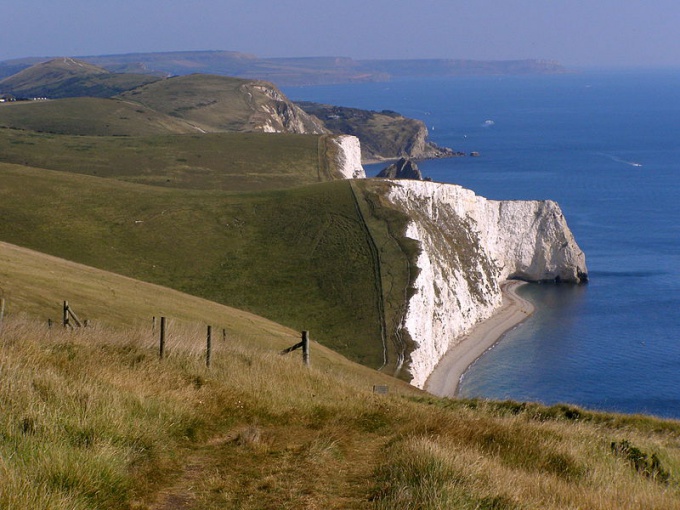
63,301,69,328
152,316,156,334
0,298,5,329
62,301,82,328
302,330,310,367
206,325,212,368
48,318,53,329
159,317,166,359
222,328,226,342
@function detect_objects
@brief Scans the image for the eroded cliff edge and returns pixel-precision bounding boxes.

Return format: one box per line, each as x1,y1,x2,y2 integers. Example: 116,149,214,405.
355,179,587,388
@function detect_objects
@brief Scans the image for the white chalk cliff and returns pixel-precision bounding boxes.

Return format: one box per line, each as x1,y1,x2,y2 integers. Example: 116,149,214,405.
330,135,366,179
384,180,587,388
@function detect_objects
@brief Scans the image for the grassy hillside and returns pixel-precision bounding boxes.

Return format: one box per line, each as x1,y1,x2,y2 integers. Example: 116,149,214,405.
0,57,159,99
119,74,325,134
0,128,332,191
119,74,260,132
0,98,200,136
0,162,409,369
1,293,679,508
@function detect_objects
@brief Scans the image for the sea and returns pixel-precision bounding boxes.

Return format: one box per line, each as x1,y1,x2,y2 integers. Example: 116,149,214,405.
283,69,680,419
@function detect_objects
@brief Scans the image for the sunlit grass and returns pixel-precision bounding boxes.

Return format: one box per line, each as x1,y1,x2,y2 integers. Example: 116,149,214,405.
2,312,680,509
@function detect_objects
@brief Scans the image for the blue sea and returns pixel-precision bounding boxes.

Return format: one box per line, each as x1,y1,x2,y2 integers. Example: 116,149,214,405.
284,69,680,419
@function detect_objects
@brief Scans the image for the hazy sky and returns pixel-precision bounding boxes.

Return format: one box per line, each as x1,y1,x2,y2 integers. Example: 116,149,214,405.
3,0,680,68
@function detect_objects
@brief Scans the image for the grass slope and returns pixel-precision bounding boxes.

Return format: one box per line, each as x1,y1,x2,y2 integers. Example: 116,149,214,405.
0,163,394,367
119,74,257,132
0,98,199,136
0,128,328,191
119,74,324,134
0,58,159,99
2,311,679,508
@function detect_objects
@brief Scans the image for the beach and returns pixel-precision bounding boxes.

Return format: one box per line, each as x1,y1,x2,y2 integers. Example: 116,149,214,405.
425,280,534,397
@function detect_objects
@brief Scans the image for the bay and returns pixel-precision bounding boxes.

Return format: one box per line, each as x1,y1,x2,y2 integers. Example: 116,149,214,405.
284,70,680,419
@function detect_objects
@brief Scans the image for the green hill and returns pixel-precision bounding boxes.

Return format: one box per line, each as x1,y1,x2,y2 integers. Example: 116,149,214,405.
0,57,159,99
119,73,326,134
0,62,452,161
0,159,411,370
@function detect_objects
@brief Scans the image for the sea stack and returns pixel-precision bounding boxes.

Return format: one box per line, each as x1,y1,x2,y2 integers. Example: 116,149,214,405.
377,158,424,180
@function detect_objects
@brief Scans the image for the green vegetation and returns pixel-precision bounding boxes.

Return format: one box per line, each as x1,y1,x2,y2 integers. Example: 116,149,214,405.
0,58,158,99
0,129,327,191
119,74,268,132
0,98,198,136
0,161,410,368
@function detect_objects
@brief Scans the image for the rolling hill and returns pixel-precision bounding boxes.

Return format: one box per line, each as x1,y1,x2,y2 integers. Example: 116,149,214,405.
0,158,403,369
0,57,159,99
118,73,327,134
0,59,453,161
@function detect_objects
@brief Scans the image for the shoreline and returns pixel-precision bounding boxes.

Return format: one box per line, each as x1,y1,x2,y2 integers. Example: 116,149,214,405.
424,280,535,397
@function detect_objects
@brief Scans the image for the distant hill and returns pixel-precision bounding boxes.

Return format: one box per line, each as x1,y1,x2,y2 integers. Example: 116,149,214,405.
119,74,327,134
0,57,160,99
0,57,458,160
0,67,326,137
0,51,568,87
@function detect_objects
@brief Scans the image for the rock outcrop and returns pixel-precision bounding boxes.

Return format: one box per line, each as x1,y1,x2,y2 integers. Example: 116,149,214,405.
383,180,587,387
377,158,423,180
247,83,327,134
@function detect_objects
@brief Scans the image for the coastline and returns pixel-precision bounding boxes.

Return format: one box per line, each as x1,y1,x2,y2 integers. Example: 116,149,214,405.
424,280,535,397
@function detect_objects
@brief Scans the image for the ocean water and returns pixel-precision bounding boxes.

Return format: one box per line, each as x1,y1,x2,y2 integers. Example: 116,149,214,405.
283,69,680,419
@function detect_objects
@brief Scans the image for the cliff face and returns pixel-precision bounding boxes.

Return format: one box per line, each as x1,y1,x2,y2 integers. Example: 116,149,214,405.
328,135,366,179
383,180,587,387
247,83,327,135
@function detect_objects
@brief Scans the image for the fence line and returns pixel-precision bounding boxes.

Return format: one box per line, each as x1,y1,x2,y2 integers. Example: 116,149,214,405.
280,330,310,366
62,301,83,329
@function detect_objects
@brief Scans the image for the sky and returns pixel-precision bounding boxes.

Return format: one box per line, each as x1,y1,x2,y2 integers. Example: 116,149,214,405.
2,0,680,68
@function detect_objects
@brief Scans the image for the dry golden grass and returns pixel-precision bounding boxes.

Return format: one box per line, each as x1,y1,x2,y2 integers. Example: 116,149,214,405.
2,313,680,509
2,243,680,509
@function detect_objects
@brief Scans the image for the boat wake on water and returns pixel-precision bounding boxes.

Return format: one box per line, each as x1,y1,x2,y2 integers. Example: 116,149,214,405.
596,152,643,167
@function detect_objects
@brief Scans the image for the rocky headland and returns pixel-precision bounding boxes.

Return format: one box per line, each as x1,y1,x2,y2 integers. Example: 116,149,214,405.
296,102,457,162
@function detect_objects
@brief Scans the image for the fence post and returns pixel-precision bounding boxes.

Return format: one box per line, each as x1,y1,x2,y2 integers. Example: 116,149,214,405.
0,298,5,329
152,316,156,334
302,330,310,367
206,325,212,368
63,301,69,328
159,317,166,359
222,328,226,342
